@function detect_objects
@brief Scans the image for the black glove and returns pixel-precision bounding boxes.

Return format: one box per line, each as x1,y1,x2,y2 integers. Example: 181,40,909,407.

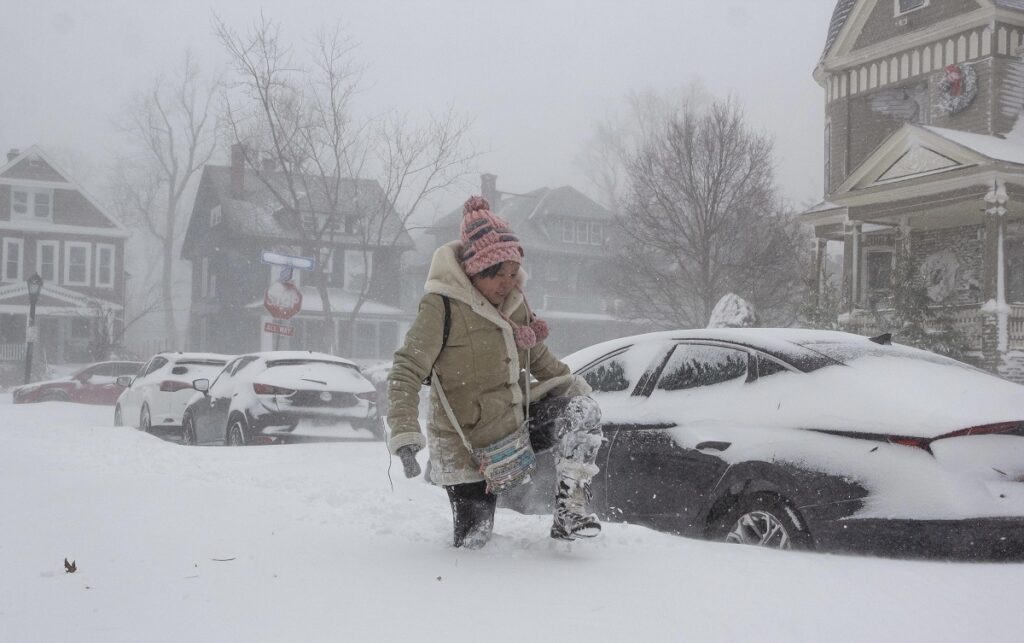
396,445,422,479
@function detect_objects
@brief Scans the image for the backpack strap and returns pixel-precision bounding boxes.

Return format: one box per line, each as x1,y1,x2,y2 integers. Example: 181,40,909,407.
422,295,451,386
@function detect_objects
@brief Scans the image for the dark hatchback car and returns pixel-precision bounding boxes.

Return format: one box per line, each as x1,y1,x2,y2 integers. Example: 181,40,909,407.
180,351,382,445
503,328,1024,560
12,361,143,405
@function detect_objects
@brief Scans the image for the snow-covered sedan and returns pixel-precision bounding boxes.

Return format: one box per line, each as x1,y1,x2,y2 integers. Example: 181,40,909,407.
113,352,232,434
12,361,143,405
180,351,382,445
504,328,1024,560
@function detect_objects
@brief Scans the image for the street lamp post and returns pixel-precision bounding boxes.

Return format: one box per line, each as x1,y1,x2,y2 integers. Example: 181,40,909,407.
24,273,43,384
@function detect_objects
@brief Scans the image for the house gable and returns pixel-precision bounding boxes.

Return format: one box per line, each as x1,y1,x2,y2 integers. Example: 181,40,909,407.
821,0,1000,68
0,146,128,235
833,123,990,194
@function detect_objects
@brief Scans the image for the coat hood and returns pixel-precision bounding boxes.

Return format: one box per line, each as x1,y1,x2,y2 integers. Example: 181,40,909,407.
424,241,527,316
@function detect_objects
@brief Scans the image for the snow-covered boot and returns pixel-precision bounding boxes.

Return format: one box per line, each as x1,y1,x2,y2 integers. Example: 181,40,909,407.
551,466,601,541
446,481,496,549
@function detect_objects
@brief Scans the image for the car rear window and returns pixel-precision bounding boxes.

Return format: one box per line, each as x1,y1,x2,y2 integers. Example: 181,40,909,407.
800,341,977,372
265,359,358,372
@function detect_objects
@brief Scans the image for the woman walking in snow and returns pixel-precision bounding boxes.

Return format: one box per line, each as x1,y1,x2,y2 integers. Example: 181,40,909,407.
386,196,604,549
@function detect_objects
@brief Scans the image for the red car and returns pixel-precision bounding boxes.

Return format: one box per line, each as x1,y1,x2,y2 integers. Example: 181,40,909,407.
11,361,143,405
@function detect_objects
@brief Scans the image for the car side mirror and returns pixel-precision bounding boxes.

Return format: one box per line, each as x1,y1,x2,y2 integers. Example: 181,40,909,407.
193,378,210,394
115,375,133,388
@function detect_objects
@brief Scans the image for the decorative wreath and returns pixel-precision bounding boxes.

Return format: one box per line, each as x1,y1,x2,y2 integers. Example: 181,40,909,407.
938,63,977,115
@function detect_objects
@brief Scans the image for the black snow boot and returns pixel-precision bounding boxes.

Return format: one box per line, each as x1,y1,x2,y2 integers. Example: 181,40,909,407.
551,477,601,541
446,481,497,549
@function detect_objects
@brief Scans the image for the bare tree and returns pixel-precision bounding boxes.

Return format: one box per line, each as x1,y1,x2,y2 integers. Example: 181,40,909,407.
215,16,475,353
113,52,220,346
606,96,808,328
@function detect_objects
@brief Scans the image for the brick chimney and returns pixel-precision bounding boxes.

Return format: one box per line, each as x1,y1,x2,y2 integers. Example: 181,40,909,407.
7,148,20,162
230,143,246,198
481,173,499,209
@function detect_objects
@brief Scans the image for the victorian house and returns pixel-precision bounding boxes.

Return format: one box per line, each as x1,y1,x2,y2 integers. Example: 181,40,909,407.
805,0,1024,379
0,146,128,371
418,174,646,356
182,145,413,360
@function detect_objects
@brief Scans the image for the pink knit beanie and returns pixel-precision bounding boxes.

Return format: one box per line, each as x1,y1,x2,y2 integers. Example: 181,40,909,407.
460,196,524,276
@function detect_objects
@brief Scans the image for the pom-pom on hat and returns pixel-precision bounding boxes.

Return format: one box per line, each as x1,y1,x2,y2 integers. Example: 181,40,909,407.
460,196,524,276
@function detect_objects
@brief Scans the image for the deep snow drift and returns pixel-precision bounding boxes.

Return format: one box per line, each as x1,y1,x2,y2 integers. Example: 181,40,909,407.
2,400,1023,642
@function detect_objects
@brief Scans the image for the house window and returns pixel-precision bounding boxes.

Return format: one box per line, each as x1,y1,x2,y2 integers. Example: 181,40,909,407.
2,238,24,282
344,250,372,293
561,219,603,245
895,0,927,16
65,242,91,286
96,244,115,288
37,241,59,283
864,249,894,294
11,187,53,221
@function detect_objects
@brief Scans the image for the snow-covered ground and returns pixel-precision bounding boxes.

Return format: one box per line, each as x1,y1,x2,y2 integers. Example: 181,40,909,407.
3,400,1024,642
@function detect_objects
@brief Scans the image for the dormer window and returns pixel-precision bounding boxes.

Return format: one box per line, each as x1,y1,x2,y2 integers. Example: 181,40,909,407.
895,0,927,16
11,187,53,221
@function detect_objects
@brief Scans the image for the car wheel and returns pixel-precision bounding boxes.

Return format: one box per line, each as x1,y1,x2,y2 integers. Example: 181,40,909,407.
227,417,248,446
140,404,152,434
181,414,197,446
717,492,813,551
114,405,124,427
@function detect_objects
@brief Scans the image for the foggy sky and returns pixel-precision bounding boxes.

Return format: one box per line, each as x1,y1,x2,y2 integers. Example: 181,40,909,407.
1,0,836,215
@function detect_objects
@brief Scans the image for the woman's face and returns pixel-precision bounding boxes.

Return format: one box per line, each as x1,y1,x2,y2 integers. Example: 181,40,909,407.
472,261,520,306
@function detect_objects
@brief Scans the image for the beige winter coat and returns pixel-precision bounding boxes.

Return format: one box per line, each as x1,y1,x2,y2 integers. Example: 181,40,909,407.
387,241,591,486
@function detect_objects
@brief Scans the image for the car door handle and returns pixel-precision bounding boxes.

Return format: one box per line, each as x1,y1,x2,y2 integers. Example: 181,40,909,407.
696,441,731,452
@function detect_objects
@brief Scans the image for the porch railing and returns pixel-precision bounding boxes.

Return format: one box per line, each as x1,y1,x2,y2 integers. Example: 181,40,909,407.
844,303,1024,350
0,343,26,362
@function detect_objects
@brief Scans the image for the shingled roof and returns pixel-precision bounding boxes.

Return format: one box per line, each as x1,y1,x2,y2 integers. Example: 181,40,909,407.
183,165,413,251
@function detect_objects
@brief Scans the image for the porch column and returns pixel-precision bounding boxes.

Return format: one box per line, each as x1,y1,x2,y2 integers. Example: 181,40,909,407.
812,238,828,307
981,179,1009,370
840,222,861,317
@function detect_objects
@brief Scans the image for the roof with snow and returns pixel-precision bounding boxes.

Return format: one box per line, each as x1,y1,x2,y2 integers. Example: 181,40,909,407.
922,126,1024,166
183,165,413,250
428,185,615,257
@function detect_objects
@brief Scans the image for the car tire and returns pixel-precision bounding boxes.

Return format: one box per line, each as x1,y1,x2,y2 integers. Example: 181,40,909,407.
114,405,124,427
140,404,152,434
226,416,248,446
181,414,197,446
715,491,813,551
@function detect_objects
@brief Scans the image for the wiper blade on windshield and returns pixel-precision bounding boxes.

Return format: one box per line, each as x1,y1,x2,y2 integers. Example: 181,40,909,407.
300,378,327,385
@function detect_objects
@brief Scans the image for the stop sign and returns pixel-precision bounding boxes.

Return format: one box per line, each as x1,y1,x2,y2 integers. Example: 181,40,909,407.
264,281,303,320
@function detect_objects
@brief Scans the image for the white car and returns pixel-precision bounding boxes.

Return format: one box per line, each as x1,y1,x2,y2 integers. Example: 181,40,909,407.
114,352,233,434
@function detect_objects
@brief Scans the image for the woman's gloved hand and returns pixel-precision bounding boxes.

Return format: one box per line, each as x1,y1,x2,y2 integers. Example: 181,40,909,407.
396,445,422,478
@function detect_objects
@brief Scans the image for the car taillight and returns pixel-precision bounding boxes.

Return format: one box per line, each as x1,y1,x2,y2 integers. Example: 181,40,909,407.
935,421,1023,439
253,383,295,396
159,380,192,392
355,391,377,403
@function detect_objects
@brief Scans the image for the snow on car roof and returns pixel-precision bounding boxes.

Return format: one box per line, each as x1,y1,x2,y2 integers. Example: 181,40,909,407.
244,351,358,367
563,327,868,371
160,352,233,364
